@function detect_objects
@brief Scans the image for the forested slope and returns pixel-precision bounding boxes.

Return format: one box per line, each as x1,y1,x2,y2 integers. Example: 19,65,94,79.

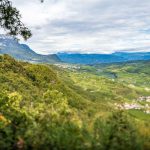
0,55,149,150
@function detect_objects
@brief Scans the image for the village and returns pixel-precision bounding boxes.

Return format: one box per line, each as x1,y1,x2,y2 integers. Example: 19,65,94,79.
115,96,150,114
138,96,150,102
55,63,80,70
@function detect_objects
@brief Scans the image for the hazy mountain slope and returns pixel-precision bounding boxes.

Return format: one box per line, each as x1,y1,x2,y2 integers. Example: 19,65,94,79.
57,53,125,64
57,52,150,64
0,34,61,63
114,52,150,61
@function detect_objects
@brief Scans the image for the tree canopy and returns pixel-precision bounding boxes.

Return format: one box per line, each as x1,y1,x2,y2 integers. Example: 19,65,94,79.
0,0,43,40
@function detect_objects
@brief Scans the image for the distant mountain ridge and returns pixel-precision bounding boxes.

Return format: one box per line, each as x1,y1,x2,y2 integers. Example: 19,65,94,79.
57,52,150,64
1,34,150,64
0,34,61,64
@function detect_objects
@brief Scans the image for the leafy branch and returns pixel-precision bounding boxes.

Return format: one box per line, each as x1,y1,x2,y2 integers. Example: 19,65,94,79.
0,0,43,40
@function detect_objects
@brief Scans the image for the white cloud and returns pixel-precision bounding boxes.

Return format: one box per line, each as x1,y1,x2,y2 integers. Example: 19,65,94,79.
6,0,150,54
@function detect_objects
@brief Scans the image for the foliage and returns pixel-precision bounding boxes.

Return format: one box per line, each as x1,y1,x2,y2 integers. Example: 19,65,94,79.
0,55,149,149
0,0,43,39
0,0,32,40
93,111,142,150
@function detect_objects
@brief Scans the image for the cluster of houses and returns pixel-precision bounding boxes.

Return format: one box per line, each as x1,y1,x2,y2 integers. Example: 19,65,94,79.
115,103,141,110
55,64,80,70
138,96,150,102
115,101,150,114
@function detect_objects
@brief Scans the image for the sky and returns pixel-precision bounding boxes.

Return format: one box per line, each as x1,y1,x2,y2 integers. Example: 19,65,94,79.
6,0,150,54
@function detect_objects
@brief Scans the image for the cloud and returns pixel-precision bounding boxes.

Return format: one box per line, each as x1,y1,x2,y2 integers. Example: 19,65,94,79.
6,0,150,53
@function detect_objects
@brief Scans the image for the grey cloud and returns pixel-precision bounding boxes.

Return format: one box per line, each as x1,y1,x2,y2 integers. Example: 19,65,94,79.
7,0,150,54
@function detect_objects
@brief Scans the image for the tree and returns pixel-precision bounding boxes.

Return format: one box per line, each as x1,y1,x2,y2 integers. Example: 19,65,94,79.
93,111,142,150
0,0,43,40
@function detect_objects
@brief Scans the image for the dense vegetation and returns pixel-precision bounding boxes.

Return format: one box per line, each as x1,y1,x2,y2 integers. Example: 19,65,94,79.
0,55,150,149
0,0,32,39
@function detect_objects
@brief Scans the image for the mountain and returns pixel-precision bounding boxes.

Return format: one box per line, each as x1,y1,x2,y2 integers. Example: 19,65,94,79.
0,34,61,63
57,52,150,64
113,52,150,60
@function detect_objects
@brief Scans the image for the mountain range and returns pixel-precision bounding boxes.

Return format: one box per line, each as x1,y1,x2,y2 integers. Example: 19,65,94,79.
57,52,150,64
0,34,150,64
0,34,61,64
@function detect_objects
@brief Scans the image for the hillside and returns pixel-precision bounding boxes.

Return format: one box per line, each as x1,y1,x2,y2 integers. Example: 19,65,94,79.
57,52,150,64
57,61,150,114
0,35,61,64
86,60,150,89
0,55,150,149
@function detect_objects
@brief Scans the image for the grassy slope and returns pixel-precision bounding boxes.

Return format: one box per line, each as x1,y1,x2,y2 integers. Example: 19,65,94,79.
89,61,150,89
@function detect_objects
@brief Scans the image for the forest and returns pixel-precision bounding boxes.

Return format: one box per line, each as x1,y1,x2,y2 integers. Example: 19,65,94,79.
0,54,149,150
